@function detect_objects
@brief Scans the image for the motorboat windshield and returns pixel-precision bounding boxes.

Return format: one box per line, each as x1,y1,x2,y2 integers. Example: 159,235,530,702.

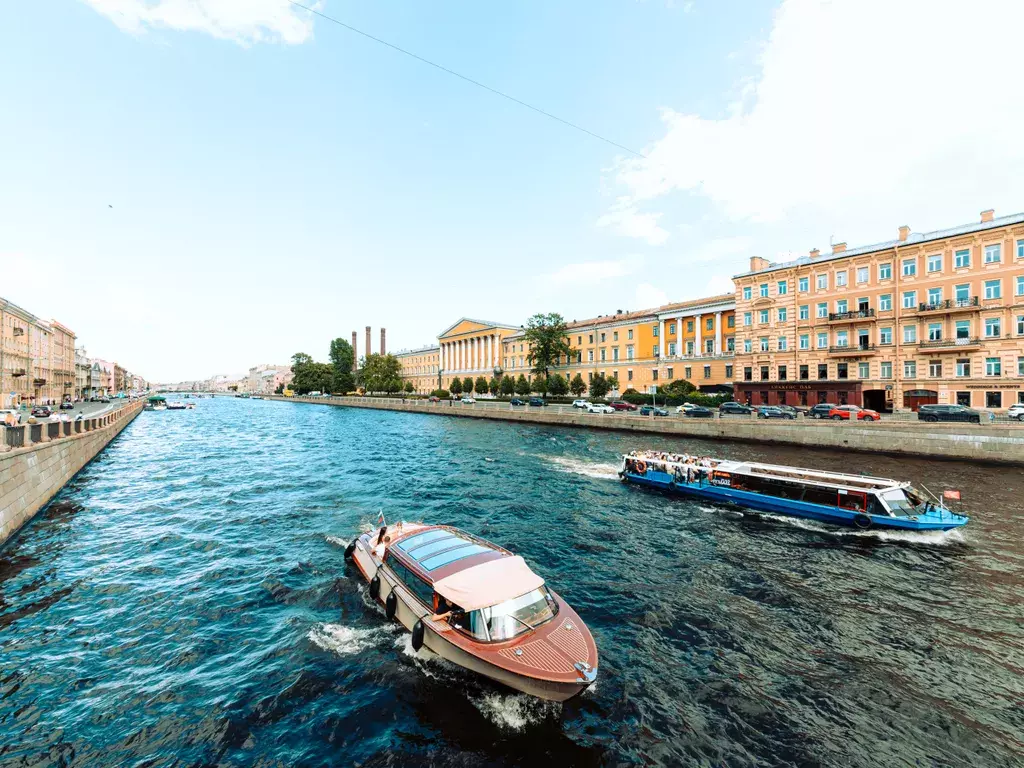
880,487,935,516
459,587,559,642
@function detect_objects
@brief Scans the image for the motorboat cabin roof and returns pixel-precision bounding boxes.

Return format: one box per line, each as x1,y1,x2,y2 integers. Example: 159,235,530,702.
712,459,906,493
387,525,544,611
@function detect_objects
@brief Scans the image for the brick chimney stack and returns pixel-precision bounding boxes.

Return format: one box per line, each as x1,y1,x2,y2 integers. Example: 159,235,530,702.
809,248,820,259
898,225,910,242
351,331,358,370
366,326,372,358
380,328,386,356
980,209,994,223
749,256,771,272
831,242,847,254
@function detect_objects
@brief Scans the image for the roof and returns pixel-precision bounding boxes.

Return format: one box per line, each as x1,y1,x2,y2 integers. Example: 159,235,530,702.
393,344,440,357
734,212,1024,279
437,317,521,338
433,556,544,612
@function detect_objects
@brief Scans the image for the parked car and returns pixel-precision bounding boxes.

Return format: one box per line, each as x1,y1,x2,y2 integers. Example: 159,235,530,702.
572,399,590,409
0,409,20,425
428,396,440,403
586,403,614,414
776,404,806,416
758,406,796,420
528,397,546,407
1007,403,1024,422
509,398,526,406
683,406,714,418
828,405,880,421
460,396,476,404
639,406,669,416
674,403,697,413
99,397,111,403
807,403,838,419
718,402,752,415
916,404,985,424
31,406,53,418
609,401,637,411
60,401,75,410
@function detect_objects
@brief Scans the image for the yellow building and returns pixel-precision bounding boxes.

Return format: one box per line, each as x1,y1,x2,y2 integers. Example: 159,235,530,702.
436,318,521,391
395,345,440,394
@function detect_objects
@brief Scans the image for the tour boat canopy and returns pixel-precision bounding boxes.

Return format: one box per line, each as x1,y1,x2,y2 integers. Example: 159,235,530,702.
433,555,545,612
148,396,166,402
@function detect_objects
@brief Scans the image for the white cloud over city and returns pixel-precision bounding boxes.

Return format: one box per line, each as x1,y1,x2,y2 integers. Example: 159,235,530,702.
82,0,318,44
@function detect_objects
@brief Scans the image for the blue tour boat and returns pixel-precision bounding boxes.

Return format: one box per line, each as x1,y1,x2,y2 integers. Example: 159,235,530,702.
620,451,969,531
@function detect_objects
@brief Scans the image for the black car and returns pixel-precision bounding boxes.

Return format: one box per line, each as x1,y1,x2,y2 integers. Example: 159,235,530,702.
60,401,74,410
718,401,752,415
639,406,668,416
31,406,52,417
917,404,985,424
528,397,546,407
683,406,714,418
509,398,526,406
807,403,839,419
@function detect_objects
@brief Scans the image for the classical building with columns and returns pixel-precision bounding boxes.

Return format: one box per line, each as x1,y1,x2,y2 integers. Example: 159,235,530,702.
437,318,521,391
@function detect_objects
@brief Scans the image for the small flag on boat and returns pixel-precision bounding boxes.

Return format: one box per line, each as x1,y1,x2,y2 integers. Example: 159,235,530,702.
943,489,962,501
376,509,386,525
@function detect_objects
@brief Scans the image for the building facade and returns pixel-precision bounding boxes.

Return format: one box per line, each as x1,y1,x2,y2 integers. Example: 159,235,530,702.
0,297,77,406
396,345,441,394
437,319,521,391
732,210,1024,411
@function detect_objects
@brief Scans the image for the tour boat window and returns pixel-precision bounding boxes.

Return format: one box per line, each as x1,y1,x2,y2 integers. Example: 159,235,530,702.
420,544,491,571
463,587,559,642
397,529,453,552
880,489,917,515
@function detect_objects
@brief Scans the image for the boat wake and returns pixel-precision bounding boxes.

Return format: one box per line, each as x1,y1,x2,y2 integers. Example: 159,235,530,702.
307,622,398,655
470,692,561,730
757,513,969,545
545,456,620,480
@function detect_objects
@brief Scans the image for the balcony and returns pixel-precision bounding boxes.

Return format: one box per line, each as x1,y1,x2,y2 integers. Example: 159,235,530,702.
12,327,24,337
33,378,46,385
828,344,878,357
918,297,980,314
12,368,26,377
828,308,875,323
918,336,982,351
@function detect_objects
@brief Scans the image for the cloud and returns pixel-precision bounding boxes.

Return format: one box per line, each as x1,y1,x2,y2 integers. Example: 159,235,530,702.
685,235,752,264
545,255,644,285
597,204,669,245
607,0,1024,228
635,282,668,308
82,0,318,44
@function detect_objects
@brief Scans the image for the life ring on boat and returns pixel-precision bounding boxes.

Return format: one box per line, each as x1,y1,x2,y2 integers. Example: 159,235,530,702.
635,460,647,475
344,540,356,560
369,575,381,600
411,619,425,651
853,513,872,529
385,590,398,620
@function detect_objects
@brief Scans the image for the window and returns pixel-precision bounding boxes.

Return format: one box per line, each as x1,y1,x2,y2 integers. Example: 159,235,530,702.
626,345,634,360
743,286,752,300
903,326,917,343
816,302,827,318
652,325,659,337
799,334,809,350
984,279,1001,300
588,334,594,344
856,267,869,284
600,349,606,362
665,324,674,336
879,294,892,311
759,283,769,298
652,345,659,357
817,332,827,348
725,364,733,378
686,341,694,355
706,317,713,331
954,284,970,304
902,258,917,277
760,337,770,352
1019,315,1024,336
1018,240,1024,259
588,350,594,362
799,304,809,320
880,361,892,379
778,280,788,295
600,332,606,343
902,291,917,309
816,274,827,290
955,320,970,340
928,323,942,341
687,320,694,332
613,331,619,341
743,339,752,353
778,365,787,381
778,336,788,351
836,299,848,314
666,343,675,357
956,359,970,377
879,263,892,280
777,307,788,323
987,391,1003,409
666,367,673,379
858,362,869,378
818,364,828,379
927,254,942,272
835,330,848,347
387,557,437,608
743,367,752,381
1019,357,1024,376
984,244,1001,264
1017,276,1024,296
627,369,633,381
704,365,711,379
652,370,658,381
927,287,942,306
759,309,769,324
727,337,735,352
955,248,970,269
799,365,809,380
837,363,848,379
929,360,941,377
836,271,848,287
985,357,1001,376
628,329,633,340
684,366,691,379
743,312,752,326
799,276,809,292
985,318,1001,338
613,347,619,361
879,327,892,345
904,361,917,378
728,315,735,328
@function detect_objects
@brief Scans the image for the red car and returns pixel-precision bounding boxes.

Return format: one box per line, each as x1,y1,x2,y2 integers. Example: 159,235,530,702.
827,405,880,421
428,396,440,403
609,401,638,411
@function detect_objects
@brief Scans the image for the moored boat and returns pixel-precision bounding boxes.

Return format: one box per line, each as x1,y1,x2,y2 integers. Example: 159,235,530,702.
345,522,598,702
620,451,969,531
145,395,168,411
167,401,187,410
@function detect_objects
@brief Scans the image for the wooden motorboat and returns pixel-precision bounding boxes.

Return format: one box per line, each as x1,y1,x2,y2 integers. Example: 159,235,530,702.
345,522,598,702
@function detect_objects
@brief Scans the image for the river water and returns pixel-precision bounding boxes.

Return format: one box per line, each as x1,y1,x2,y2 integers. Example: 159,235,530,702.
1,398,1022,767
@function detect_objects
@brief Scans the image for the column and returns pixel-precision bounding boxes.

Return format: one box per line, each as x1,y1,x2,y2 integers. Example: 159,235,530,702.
458,340,464,371
488,334,494,369
694,314,702,356
470,337,476,371
442,343,447,372
659,320,666,357
715,312,723,355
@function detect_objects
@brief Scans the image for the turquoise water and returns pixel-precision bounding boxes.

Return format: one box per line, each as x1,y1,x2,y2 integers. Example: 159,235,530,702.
1,397,1022,766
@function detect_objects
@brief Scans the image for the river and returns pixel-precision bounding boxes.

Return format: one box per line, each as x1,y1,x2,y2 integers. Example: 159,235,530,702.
1,397,1022,766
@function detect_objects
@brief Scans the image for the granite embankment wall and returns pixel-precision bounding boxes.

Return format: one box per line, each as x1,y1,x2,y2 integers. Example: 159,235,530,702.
266,395,1024,465
0,400,144,547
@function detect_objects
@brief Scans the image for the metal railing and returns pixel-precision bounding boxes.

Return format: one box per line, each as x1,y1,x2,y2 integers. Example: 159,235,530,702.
919,336,981,349
828,344,876,354
4,426,25,448
918,297,980,312
828,308,875,321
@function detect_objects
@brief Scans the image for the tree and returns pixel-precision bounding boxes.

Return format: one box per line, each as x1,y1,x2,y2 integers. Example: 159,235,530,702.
404,382,414,394
329,338,356,393
488,377,500,396
590,373,610,399
607,375,620,393
274,383,284,394
475,376,488,396
500,375,515,396
463,377,474,395
570,373,587,397
548,373,568,397
514,374,530,396
523,313,574,382
359,354,403,394
531,375,548,395
661,379,697,398
291,352,313,374
449,378,463,396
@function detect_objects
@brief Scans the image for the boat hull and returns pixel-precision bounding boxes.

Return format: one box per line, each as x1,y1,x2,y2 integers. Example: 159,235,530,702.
622,469,966,531
351,537,593,702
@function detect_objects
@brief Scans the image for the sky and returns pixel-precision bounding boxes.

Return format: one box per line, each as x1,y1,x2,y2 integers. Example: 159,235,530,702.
2,0,1023,382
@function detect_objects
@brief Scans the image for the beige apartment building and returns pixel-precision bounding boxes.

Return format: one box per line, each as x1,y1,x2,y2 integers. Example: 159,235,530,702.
1,297,77,407
396,345,441,393
733,210,1024,411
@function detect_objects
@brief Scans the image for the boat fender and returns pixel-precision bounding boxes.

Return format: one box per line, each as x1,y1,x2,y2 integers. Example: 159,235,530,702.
853,513,872,529
369,575,381,600
344,540,356,560
411,620,425,652
385,590,398,621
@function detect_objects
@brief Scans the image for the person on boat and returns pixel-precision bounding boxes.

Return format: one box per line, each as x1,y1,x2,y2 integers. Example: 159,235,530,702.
430,595,465,625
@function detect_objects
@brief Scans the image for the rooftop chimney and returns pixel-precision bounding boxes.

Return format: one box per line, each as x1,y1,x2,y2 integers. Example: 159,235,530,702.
831,242,847,254
898,225,910,242
749,256,771,272
980,209,994,223
380,328,386,356
809,249,820,259
351,331,358,370
366,326,372,358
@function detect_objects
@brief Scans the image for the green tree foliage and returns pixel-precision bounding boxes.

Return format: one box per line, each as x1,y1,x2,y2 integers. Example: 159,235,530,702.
500,375,515,396
450,378,463,395
530,375,549,395
462,377,474,395
661,379,697,398
523,313,574,381
431,389,450,399
488,377,500,396
290,352,335,394
329,338,356,393
360,354,404,394
514,374,530,396
475,376,488,396
403,382,414,394
548,373,568,397
274,383,285,394
606,375,620,393
291,352,313,372
589,373,610,399
569,373,587,397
